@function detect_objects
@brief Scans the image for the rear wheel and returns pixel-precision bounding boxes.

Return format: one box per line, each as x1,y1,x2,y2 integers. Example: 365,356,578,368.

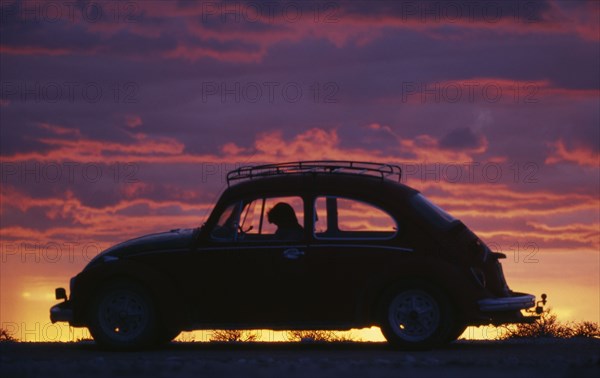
380,286,454,349
88,280,159,350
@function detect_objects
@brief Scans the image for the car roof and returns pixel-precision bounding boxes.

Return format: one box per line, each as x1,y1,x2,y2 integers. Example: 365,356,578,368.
220,172,418,203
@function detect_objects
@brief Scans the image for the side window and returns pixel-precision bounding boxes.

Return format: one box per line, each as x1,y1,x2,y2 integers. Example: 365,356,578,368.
211,196,304,242
210,201,243,241
314,196,397,239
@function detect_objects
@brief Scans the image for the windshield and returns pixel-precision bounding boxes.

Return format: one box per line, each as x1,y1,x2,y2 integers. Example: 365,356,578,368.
409,193,457,229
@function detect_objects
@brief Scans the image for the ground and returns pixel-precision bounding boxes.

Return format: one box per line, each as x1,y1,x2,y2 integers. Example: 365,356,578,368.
1,339,599,378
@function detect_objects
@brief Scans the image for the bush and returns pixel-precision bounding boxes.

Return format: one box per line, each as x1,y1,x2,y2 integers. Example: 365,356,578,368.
502,309,599,339
208,329,359,343
0,328,17,342
286,330,358,343
570,321,600,338
209,330,259,342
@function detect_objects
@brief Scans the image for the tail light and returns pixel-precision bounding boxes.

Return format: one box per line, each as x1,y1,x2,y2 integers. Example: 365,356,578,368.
470,239,488,261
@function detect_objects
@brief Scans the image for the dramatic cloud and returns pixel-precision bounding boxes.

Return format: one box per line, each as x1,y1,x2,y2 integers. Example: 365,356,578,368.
439,127,487,151
546,139,599,166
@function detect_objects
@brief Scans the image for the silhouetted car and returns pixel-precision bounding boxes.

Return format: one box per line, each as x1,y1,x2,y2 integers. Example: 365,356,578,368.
50,161,542,349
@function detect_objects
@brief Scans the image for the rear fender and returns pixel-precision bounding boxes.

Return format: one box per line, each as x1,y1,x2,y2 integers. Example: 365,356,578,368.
360,258,484,324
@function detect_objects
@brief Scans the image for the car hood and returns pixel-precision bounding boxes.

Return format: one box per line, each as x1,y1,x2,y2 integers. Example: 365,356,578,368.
85,228,197,269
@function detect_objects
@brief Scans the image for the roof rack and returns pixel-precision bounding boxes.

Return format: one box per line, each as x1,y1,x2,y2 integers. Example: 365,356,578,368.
226,161,402,186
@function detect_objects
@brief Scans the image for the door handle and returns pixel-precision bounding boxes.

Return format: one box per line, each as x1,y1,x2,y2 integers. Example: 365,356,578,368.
283,248,305,260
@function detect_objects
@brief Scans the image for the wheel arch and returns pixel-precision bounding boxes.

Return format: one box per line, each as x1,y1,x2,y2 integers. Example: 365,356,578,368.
360,259,478,326
72,260,188,330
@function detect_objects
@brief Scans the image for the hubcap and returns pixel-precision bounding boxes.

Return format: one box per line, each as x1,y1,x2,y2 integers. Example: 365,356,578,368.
388,290,440,342
97,289,149,341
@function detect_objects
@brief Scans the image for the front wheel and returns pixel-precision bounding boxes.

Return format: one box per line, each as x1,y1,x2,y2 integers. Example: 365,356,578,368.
88,280,159,350
380,287,454,350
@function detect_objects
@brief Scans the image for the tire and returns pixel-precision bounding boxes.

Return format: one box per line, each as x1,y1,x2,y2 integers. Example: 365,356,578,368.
380,286,454,350
88,280,159,350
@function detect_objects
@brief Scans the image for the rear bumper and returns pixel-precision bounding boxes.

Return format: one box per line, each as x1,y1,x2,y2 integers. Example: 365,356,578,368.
478,293,535,312
50,301,73,324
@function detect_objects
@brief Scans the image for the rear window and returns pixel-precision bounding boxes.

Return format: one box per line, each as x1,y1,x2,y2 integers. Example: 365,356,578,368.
409,193,457,230
314,196,397,240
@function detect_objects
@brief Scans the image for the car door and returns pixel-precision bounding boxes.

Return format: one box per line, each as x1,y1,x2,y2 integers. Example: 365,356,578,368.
190,196,310,326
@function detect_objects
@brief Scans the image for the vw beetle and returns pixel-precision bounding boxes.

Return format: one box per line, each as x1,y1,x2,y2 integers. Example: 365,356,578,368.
51,161,542,349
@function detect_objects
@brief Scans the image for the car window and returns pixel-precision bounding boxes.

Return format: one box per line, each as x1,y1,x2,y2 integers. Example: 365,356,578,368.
211,196,304,242
314,196,397,240
210,201,243,241
409,193,457,230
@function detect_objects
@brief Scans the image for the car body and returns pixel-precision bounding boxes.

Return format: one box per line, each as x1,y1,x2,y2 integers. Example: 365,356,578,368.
50,161,540,349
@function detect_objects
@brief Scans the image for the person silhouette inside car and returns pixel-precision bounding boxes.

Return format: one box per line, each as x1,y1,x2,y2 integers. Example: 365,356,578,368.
267,202,304,240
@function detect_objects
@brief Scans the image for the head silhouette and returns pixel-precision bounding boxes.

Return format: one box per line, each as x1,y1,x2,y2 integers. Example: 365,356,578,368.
267,202,299,227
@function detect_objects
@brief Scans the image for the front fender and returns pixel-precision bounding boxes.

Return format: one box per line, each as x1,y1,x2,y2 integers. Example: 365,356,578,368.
71,259,189,329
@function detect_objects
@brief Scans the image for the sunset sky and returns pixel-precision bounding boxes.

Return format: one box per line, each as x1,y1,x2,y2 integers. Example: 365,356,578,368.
0,0,598,342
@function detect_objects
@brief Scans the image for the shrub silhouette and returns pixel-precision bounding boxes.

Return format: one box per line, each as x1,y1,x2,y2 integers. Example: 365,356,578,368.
207,329,360,342
502,309,599,339
287,330,358,342
209,330,259,342
570,321,600,338
0,327,17,342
